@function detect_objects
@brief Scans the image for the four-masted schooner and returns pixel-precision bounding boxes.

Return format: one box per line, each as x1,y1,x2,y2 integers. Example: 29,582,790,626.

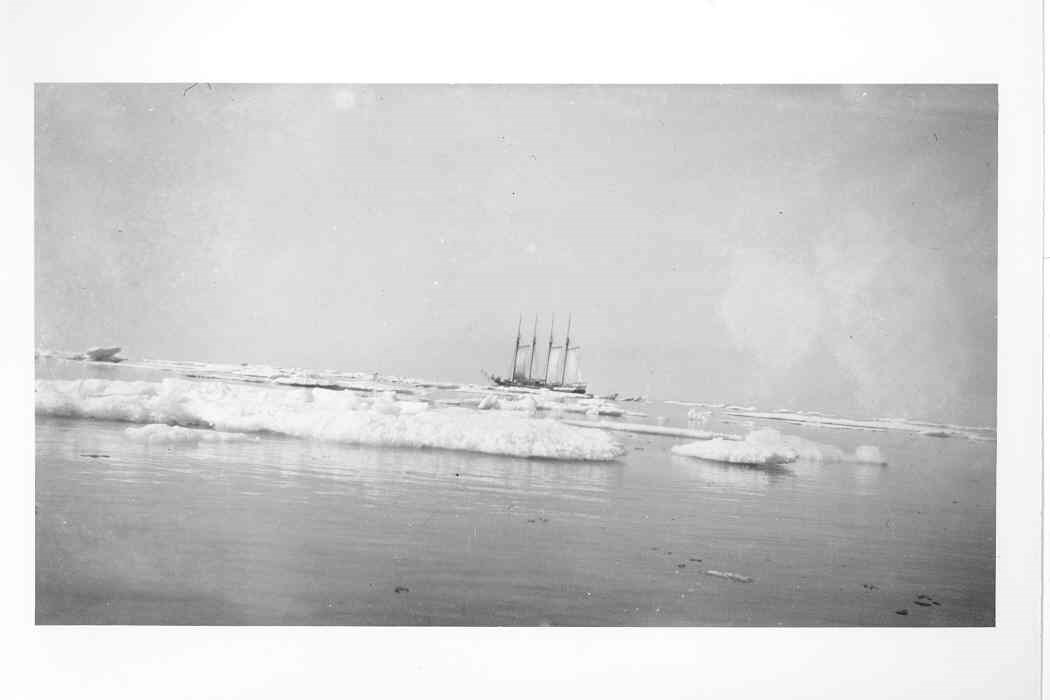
486,315,587,394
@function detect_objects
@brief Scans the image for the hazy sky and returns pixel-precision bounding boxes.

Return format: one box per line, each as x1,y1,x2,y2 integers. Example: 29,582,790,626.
35,84,996,424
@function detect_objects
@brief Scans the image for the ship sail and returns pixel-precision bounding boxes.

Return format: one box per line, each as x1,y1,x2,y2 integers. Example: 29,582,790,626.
513,345,532,380
563,347,583,384
546,345,564,381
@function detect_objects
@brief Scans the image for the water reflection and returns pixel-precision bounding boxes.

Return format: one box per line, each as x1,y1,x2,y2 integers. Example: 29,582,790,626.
36,412,996,626
669,455,793,493
35,357,168,383
38,417,625,509
848,462,888,493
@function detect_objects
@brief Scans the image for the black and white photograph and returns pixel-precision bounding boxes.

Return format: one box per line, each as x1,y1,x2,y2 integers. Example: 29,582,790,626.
34,83,997,627
4,2,1044,699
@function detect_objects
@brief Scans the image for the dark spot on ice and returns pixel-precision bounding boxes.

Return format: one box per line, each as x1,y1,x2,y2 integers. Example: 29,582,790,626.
81,453,110,459
913,600,932,607
394,586,409,594
895,609,908,615
676,564,686,569
689,558,703,563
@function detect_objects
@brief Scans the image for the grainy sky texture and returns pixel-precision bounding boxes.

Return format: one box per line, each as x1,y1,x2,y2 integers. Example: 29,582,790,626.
35,85,996,424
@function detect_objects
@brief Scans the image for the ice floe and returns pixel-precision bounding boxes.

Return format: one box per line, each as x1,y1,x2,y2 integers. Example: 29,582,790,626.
477,394,501,410
672,428,886,466
664,400,726,409
38,346,126,362
686,408,711,424
472,391,638,418
745,428,886,464
704,570,754,583
125,424,253,444
854,445,885,463
497,396,539,414
561,419,740,441
672,438,798,466
724,409,994,441
36,378,625,460
38,349,989,444
83,346,125,362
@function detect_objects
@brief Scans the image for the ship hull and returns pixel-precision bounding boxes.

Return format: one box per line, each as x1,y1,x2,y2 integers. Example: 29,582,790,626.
489,375,588,394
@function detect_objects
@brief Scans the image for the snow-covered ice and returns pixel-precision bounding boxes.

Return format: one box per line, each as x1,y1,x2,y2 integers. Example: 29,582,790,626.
725,408,994,441
496,395,539,414
744,428,886,464
665,400,726,409
854,445,885,463
687,408,711,424
672,428,885,466
36,378,626,461
672,438,798,466
561,419,740,441
477,394,500,410
125,424,254,444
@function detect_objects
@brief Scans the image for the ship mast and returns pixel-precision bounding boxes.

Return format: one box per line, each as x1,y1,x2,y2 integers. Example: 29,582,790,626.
510,314,522,379
543,314,555,382
561,314,572,384
527,315,538,380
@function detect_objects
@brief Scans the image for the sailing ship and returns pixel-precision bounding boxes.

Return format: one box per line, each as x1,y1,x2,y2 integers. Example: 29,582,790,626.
486,314,588,394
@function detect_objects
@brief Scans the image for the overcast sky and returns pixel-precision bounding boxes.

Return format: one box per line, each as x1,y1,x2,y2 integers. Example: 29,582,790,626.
35,84,996,424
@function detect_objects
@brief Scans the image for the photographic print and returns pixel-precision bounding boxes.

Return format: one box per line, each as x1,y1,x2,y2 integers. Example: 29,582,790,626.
35,84,996,626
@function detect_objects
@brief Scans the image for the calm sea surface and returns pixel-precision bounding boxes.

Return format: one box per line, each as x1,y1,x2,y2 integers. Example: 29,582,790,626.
36,365,994,626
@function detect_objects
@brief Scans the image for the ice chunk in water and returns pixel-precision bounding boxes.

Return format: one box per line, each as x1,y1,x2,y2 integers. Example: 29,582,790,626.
853,445,886,464
673,427,887,465
672,438,798,466
687,408,711,424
